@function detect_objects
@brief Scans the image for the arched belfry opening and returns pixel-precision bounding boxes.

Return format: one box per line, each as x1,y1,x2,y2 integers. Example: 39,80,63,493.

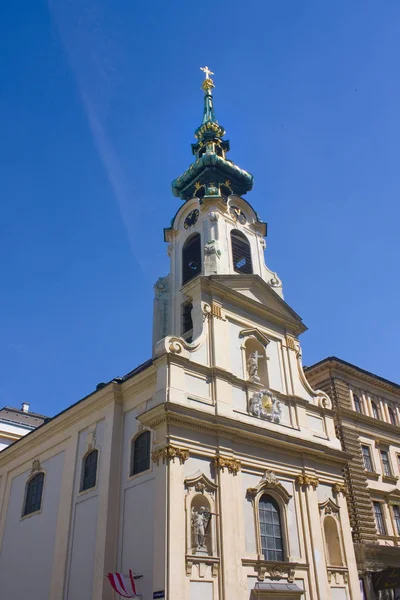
231,230,253,274
182,233,201,285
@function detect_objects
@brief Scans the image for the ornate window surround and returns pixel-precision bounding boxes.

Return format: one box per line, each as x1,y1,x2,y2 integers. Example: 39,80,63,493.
247,471,292,563
21,460,46,519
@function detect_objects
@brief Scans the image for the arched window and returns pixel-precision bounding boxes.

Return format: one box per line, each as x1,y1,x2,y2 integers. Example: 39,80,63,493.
388,407,397,426
258,494,283,561
131,431,151,476
23,472,44,516
371,401,380,420
231,230,253,274
182,234,201,285
323,516,343,566
81,449,98,491
353,394,362,414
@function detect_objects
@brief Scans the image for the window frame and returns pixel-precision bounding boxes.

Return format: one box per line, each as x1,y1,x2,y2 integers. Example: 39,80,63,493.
380,449,393,478
258,494,285,562
361,445,374,473
371,401,380,420
22,471,45,518
230,229,253,275
373,501,387,535
353,393,362,414
392,505,400,536
80,448,99,493
388,406,397,426
250,481,291,563
130,430,151,478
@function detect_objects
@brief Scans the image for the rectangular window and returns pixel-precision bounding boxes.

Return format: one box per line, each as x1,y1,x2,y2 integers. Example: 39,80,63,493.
362,445,373,472
381,450,392,477
373,502,386,535
393,505,400,536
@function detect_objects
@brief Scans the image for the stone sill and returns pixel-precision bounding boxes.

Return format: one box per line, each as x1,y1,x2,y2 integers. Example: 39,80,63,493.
383,475,399,484
365,470,380,480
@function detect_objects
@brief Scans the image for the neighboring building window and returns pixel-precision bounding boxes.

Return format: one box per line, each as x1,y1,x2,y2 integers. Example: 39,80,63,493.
231,230,253,274
380,450,392,477
23,472,44,516
388,407,397,426
81,449,98,491
258,494,283,561
182,234,201,285
182,302,193,338
362,445,373,472
353,394,362,413
371,401,380,420
373,501,386,535
393,505,400,536
131,431,151,476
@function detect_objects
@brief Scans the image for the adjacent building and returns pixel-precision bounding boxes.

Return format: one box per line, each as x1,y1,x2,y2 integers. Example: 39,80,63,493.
0,403,48,451
0,71,371,600
306,357,400,600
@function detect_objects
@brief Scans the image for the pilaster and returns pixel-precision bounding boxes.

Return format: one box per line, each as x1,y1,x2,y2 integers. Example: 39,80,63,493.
214,456,242,600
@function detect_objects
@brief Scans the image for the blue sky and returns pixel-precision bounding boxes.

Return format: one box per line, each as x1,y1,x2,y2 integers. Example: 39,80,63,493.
1,0,399,417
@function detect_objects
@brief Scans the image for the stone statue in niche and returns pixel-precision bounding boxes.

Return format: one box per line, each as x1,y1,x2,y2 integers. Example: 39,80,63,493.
249,389,282,423
191,506,211,552
247,351,261,383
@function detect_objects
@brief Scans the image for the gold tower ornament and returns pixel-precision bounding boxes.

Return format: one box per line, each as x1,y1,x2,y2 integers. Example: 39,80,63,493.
200,66,215,92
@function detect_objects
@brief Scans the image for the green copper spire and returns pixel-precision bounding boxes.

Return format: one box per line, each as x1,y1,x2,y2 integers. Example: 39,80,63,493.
171,68,253,201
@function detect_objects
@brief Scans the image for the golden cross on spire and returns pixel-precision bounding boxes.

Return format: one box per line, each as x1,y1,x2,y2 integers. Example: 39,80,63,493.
200,66,214,80
200,66,215,92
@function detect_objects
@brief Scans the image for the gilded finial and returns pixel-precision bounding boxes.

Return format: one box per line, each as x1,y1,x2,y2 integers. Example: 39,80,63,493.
200,66,215,92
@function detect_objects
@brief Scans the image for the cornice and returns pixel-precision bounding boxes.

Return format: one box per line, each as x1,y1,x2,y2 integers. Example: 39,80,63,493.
199,276,306,335
138,402,352,466
306,359,400,398
339,407,400,439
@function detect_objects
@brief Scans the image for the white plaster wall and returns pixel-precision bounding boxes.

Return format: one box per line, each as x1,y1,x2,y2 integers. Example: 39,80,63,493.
241,472,257,553
267,339,283,392
0,439,11,451
0,451,64,600
65,420,105,598
66,495,99,600
190,580,213,600
184,456,214,481
229,321,245,378
121,479,155,600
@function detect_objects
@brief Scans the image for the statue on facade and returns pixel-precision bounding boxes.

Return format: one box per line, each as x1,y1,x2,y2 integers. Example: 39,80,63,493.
247,351,261,383
191,506,211,551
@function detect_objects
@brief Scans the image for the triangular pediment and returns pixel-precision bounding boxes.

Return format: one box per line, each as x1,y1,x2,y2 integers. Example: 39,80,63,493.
207,275,306,334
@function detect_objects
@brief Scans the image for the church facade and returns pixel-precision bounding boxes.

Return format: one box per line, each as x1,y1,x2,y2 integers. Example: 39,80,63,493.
0,71,364,600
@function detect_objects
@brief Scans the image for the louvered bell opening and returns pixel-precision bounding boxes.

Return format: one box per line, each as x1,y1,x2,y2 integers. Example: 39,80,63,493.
182,234,202,285
231,230,253,274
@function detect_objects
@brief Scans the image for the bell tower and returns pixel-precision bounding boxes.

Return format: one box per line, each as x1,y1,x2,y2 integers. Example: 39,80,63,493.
153,68,283,351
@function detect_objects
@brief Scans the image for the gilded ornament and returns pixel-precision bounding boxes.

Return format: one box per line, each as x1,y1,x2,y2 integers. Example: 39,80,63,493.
295,474,319,489
332,482,348,497
212,456,241,475
151,444,189,465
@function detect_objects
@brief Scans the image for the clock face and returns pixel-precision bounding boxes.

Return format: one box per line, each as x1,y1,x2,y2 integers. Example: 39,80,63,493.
229,205,247,225
184,209,199,229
